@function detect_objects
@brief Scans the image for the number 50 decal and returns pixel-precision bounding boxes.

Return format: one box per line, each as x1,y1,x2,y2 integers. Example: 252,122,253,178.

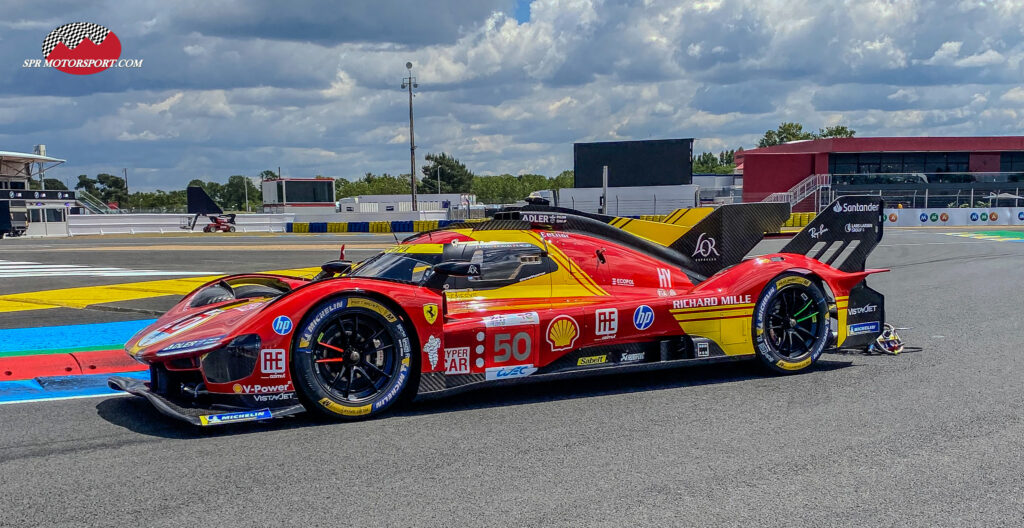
494,332,532,362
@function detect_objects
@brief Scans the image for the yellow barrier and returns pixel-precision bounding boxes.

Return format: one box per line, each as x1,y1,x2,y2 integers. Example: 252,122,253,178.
369,221,391,233
327,222,347,233
292,222,309,233
414,220,439,232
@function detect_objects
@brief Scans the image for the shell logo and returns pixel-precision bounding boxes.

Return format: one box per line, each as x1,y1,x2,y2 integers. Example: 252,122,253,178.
232,384,243,394
546,315,579,352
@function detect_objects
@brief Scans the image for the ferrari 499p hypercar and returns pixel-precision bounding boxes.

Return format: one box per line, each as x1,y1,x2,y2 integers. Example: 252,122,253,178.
109,196,888,426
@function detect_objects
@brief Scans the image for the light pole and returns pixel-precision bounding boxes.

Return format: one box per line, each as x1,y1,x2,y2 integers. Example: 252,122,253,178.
401,62,419,211
436,165,441,196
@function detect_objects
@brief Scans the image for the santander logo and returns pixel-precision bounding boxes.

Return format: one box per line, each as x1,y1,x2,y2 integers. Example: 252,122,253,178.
24,23,144,75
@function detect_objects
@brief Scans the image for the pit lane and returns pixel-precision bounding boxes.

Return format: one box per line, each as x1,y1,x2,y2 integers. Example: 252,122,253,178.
0,228,1022,526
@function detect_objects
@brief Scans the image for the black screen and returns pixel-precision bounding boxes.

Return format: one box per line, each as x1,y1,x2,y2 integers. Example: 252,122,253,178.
284,180,333,203
574,139,693,188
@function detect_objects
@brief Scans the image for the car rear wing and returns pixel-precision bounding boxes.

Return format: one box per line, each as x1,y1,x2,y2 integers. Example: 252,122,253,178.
781,195,885,272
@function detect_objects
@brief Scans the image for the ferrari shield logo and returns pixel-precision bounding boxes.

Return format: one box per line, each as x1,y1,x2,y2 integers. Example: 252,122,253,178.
423,304,439,324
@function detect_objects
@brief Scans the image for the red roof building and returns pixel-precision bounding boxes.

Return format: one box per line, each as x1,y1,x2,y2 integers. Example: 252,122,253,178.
737,136,1024,210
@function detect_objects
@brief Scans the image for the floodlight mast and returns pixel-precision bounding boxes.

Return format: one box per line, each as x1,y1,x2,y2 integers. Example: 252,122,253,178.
402,62,419,211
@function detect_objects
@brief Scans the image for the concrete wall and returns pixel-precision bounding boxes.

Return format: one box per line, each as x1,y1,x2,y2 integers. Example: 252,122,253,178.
883,207,1024,226
557,185,699,216
67,213,294,236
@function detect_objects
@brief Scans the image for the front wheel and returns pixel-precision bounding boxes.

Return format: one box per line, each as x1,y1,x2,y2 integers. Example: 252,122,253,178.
752,273,830,373
291,296,413,420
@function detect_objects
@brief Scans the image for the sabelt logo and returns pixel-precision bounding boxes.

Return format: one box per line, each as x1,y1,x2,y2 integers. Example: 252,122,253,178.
835,202,880,213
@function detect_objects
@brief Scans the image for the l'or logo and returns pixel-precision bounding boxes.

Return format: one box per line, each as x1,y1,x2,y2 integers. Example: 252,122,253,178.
423,303,438,324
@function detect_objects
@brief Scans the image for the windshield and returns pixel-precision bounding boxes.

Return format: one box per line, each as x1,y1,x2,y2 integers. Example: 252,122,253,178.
348,252,443,284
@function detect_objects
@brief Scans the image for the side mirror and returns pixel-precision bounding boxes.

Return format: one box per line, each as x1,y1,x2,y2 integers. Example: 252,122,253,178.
313,259,352,281
432,261,481,278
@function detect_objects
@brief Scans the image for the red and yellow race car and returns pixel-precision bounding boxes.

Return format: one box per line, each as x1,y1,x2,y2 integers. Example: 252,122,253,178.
109,196,887,426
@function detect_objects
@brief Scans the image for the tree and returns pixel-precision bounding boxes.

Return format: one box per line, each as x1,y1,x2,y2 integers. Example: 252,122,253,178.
187,179,225,206
259,169,280,180
220,175,261,211
817,125,856,138
471,174,522,204
757,122,856,147
551,170,574,189
419,152,475,194
336,173,413,198
757,122,815,148
75,175,99,195
29,178,68,190
692,150,738,174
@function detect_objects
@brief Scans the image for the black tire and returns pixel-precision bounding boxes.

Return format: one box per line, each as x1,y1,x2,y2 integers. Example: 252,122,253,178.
228,226,236,233
752,273,830,373
291,296,413,420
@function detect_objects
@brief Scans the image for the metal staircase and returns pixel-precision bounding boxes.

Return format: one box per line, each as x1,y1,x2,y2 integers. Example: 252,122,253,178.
761,173,832,212
76,190,124,214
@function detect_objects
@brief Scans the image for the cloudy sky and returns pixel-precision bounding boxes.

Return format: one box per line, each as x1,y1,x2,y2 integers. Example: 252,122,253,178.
2,0,1023,191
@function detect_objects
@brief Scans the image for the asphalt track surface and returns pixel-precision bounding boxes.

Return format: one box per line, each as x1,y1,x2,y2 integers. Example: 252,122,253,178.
1,229,1023,527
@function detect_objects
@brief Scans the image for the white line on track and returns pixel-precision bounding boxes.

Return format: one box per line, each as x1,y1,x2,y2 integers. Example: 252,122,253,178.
0,259,217,278
0,392,131,406
878,241,989,247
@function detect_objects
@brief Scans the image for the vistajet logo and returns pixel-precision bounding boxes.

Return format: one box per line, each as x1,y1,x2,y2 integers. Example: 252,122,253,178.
22,23,143,75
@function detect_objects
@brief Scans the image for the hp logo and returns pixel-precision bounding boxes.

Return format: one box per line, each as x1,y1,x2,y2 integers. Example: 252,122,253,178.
633,305,654,331
272,315,293,335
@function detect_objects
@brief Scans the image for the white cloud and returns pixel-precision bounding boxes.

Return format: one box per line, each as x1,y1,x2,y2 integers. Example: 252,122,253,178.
918,41,963,65
954,49,1006,67
3,0,1024,190
1001,86,1024,103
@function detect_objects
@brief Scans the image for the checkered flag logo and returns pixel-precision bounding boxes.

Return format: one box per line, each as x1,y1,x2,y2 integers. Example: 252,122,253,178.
42,22,111,57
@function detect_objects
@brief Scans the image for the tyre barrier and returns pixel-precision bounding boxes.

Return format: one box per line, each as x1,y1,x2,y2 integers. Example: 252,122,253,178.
782,212,815,227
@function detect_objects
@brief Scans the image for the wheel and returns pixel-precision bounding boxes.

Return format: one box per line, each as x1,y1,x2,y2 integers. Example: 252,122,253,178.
202,226,212,233
228,226,236,232
291,296,413,420
752,273,830,373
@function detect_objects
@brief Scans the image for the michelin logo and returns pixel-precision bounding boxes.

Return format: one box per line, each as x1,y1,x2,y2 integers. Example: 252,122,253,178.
848,322,881,335
199,408,272,426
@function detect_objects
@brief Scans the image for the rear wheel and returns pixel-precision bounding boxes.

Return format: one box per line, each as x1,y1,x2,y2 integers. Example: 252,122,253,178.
752,273,830,373
292,296,413,420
